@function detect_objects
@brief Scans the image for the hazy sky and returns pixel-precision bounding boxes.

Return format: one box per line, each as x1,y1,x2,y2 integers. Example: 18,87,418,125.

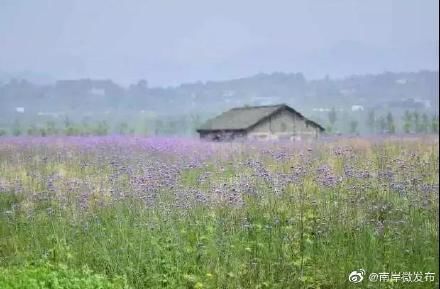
1,0,438,85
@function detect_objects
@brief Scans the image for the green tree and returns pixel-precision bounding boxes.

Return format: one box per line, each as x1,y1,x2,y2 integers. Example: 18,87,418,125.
431,115,439,133
12,119,23,136
65,125,80,136
367,109,376,133
141,119,150,136
27,124,38,136
80,119,91,136
413,111,423,133
63,116,71,129
377,116,387,134
328,107,337,127
386,112,396,134
117,122,129,135
94,121,109,136
154,119,164,135
45,120,58,135
421,113,429,133
325,125,333,134
403,110,413,133
349,120,359,134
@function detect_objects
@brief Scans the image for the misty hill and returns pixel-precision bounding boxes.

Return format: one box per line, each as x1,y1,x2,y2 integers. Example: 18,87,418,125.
0,70,438,135
1,70,438,114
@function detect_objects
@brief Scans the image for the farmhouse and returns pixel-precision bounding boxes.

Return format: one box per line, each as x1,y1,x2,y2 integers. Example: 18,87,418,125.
197,104,324,141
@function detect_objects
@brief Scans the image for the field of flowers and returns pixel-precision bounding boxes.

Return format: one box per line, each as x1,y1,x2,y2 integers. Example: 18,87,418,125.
0,136,438,288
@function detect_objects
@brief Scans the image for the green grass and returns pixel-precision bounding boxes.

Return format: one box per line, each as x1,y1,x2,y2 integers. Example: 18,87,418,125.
0,137,438,288
0,263,129,289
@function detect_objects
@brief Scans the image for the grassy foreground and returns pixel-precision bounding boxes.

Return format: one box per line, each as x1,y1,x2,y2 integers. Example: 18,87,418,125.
0,136,438,288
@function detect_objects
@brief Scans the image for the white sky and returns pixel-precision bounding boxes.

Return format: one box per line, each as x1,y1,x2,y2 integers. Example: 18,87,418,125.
0,0,438,85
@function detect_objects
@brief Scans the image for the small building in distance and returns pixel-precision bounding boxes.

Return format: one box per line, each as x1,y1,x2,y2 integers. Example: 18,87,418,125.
197,104,324,141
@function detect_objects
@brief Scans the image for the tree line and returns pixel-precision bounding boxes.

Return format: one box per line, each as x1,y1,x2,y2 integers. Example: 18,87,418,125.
0,109,438,137
0,115,204,137
325,108,438,135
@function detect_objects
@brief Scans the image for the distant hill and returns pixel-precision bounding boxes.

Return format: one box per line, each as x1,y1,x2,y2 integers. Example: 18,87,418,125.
0,70,54,85
0,70,438,123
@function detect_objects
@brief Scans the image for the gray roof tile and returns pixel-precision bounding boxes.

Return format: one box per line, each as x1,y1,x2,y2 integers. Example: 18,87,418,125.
197,104,324,131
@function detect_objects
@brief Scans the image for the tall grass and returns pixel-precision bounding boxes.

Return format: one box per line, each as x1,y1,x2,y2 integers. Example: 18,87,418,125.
0,136,438,288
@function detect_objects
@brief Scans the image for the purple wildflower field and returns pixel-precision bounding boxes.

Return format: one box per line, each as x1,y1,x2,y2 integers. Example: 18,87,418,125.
0,135,438,288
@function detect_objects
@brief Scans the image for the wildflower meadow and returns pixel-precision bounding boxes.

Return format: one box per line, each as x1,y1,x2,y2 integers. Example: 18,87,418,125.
0,136,438,288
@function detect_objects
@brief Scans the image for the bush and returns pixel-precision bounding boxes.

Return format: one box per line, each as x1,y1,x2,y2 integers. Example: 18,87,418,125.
0,263,130,289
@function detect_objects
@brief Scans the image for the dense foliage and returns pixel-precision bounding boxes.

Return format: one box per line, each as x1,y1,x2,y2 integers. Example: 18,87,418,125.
0,263,129,289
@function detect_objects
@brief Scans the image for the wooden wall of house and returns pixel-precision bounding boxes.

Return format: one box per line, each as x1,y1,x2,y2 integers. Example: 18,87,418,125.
199,130,246,141
247,109,320,140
